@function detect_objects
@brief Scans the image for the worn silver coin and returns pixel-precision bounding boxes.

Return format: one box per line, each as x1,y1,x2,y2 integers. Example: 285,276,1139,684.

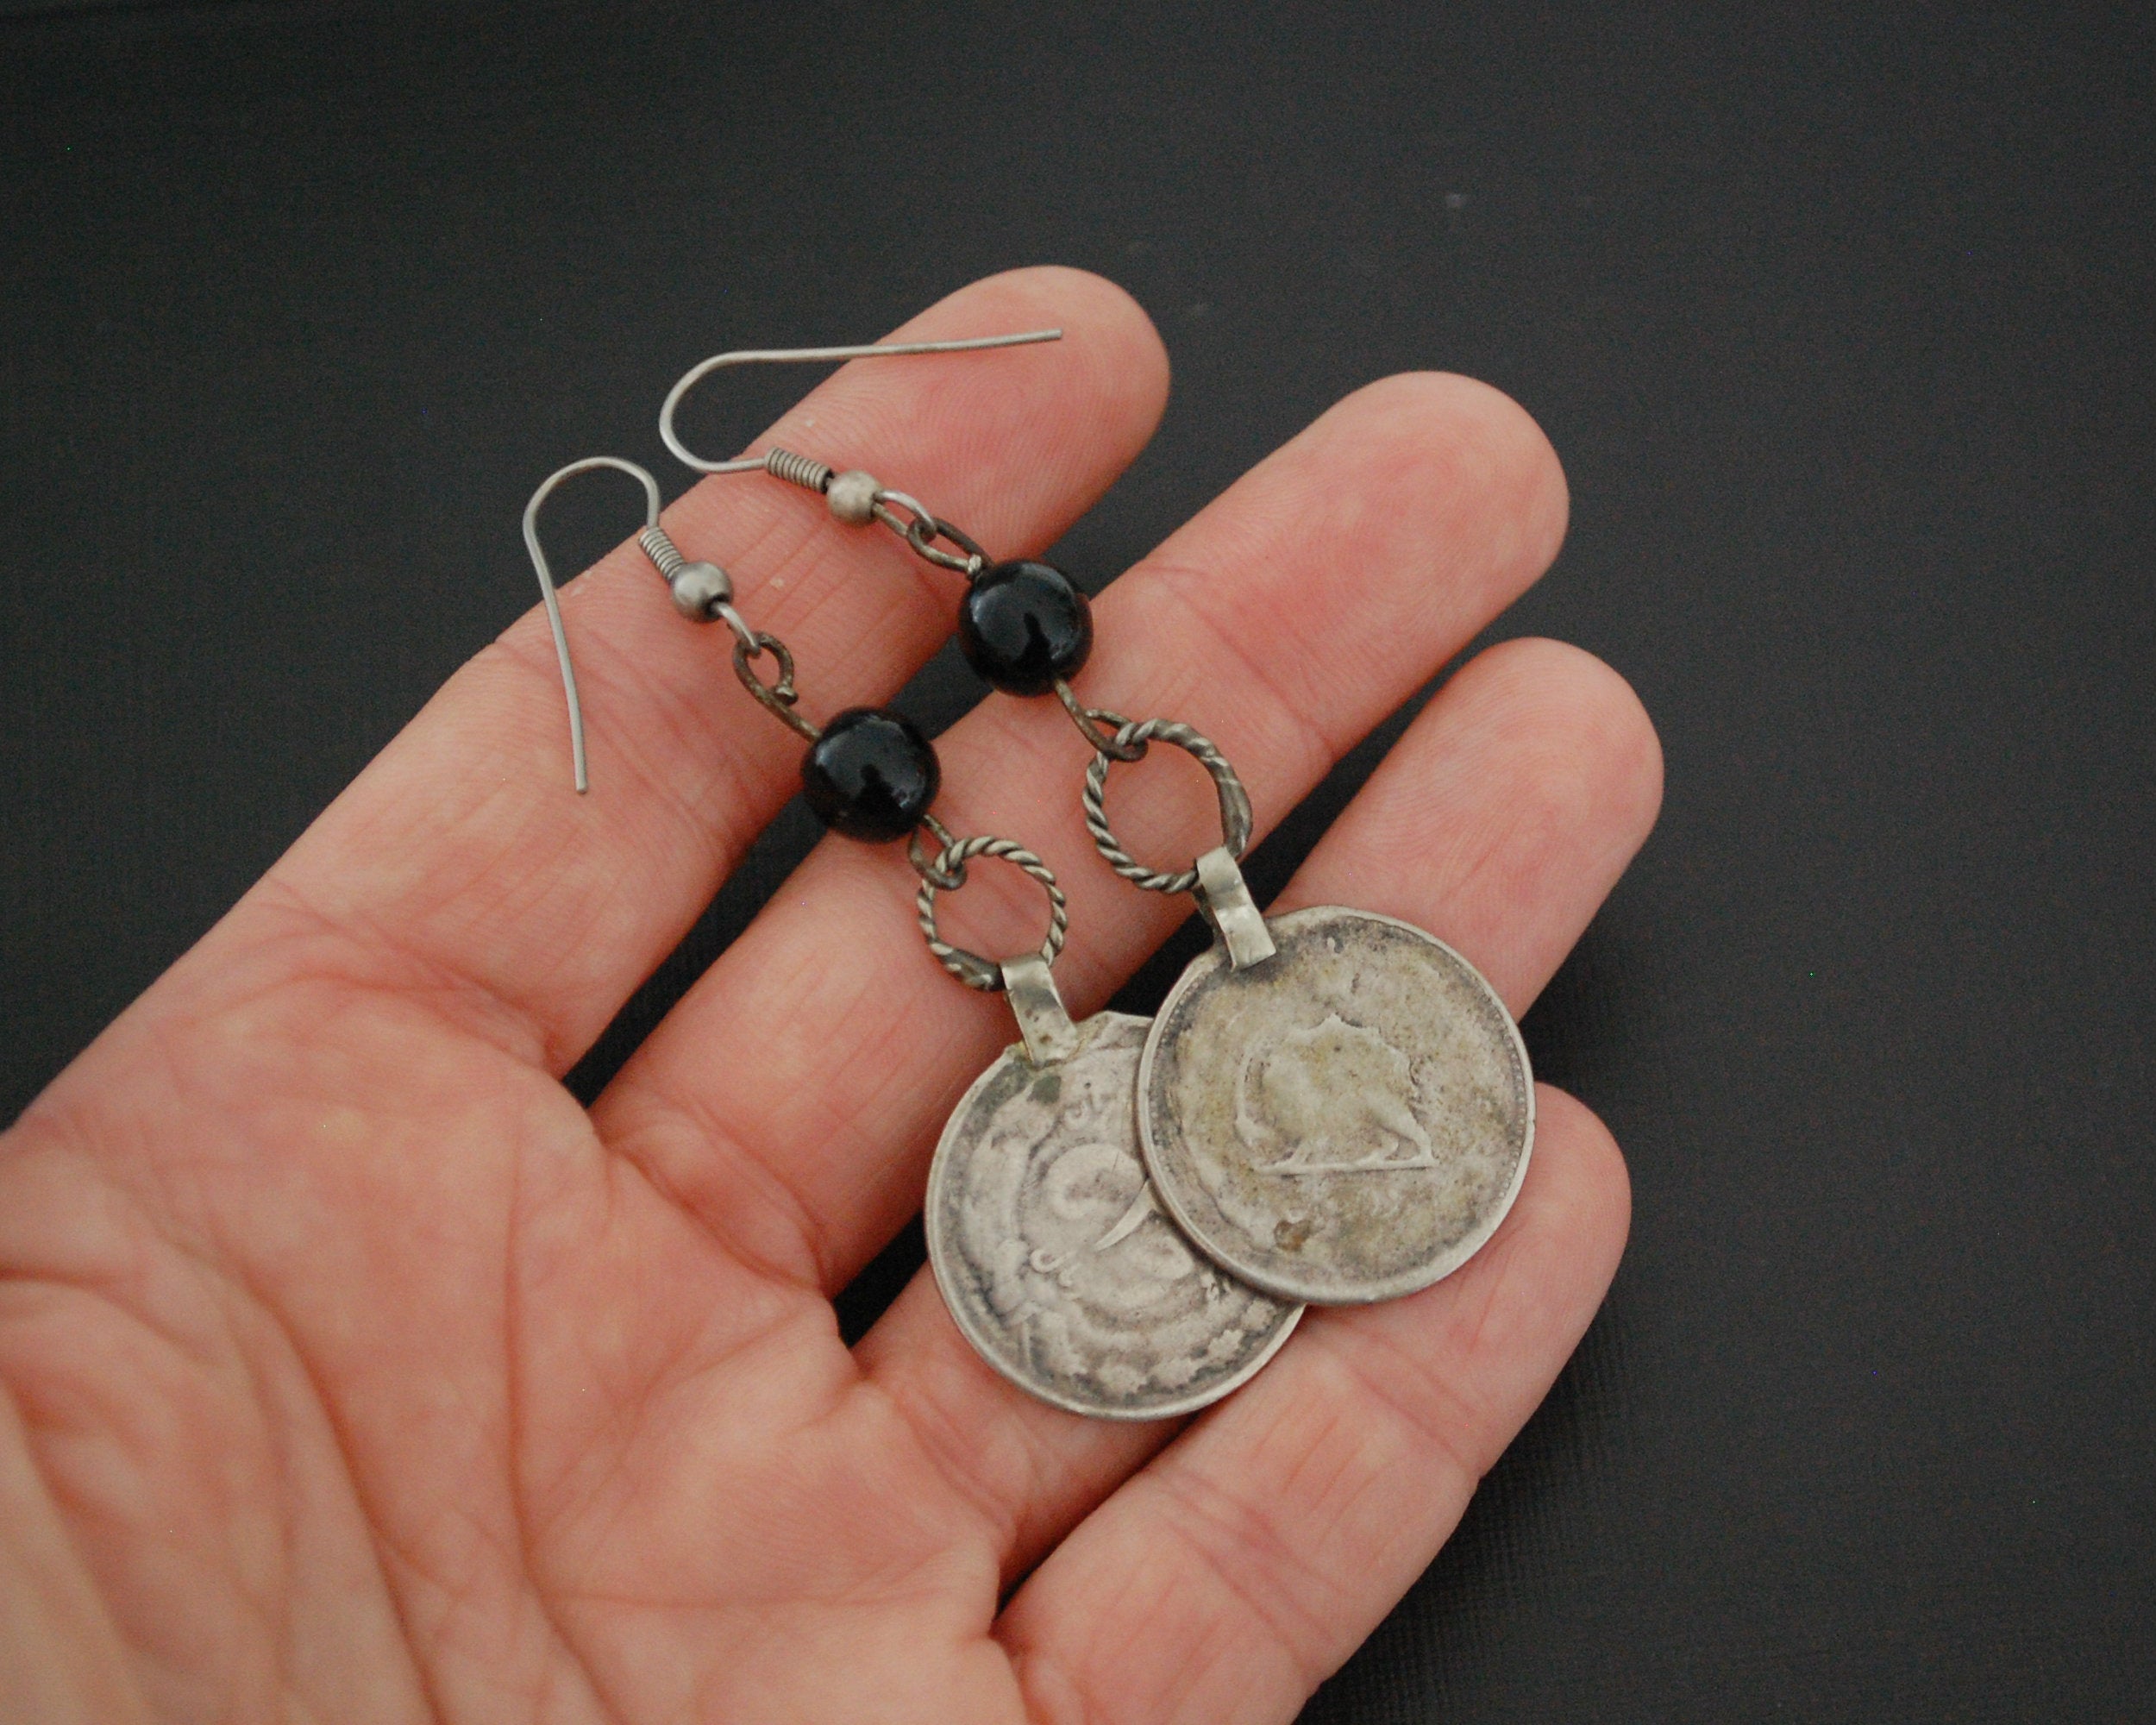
1138,906,1534,1305
926,1011,1302,1420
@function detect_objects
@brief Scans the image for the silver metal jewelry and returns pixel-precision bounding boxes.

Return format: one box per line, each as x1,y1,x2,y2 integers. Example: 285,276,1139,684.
646,333,1537,1308
656,329,1060,579
918,847,1300,1420
1080,712,1535,1307
527,329,1064,793
519,345,1303,1415
718,354,1540,1305
524,455,738,792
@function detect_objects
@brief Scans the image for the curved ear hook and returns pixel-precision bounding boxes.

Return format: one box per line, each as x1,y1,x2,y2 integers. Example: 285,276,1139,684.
523,456,662,794
658,329,1062,475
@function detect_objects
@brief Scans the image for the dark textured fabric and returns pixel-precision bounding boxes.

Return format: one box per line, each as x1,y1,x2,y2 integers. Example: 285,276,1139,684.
2,3,2150,1716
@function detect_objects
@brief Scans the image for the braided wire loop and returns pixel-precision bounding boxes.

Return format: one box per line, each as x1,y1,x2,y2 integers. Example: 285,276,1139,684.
1081,718,1255,894
731,631,820,742
915,835,1069,990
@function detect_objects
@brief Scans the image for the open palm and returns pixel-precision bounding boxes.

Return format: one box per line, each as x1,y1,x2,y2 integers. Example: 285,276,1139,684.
0,269,1660,1723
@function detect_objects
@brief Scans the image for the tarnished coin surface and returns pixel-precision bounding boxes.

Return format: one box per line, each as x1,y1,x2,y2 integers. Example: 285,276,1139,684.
926,1011,1301,1420
1138,906,1533,1305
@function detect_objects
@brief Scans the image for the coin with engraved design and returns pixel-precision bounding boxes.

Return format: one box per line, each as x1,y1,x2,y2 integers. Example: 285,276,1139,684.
1138,907,1533,1305
926,1012,1301,1420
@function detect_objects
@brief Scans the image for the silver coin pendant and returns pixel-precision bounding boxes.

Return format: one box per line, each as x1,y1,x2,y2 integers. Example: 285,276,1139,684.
926,1011,1302,1420
1138,906,1534,1305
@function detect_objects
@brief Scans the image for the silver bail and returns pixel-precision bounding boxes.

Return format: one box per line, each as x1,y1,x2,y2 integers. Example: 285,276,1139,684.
1000,951,1080,1066
1194,845,1276,969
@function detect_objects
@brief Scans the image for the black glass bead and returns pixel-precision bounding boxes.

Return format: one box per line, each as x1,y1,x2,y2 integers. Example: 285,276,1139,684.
957,560,1094,697
801,707,941,842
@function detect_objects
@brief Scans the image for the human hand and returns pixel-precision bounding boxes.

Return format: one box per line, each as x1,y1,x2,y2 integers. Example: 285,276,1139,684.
0,267,1660,1723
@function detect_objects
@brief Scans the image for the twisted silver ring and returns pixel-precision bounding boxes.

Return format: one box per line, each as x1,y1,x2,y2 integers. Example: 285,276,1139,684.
915,835,1069,990
1081,718,1254,894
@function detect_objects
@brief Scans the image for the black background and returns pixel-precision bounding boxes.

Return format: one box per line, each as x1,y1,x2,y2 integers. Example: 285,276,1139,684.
3,2,2152,1717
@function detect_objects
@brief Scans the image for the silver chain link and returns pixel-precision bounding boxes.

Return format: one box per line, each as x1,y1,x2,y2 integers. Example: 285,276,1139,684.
730,630,820,742
868,489,989,577
1081,716,1256,894
1054,678,1148,762
907,812,966,890
915,834,1070,990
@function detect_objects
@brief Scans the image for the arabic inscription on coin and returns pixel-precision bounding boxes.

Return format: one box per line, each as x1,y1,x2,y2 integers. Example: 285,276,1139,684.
926,1012,1300,1420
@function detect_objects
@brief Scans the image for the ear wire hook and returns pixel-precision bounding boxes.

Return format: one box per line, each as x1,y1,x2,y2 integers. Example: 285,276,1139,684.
657,329,1062,475
523,456,662,794
523,333,1059,794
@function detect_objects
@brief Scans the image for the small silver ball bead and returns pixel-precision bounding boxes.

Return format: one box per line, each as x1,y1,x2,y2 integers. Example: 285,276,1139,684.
825,468,882,526
668,561,732,620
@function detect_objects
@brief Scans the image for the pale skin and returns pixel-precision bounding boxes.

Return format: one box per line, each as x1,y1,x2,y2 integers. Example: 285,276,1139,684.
0,268,1662,1723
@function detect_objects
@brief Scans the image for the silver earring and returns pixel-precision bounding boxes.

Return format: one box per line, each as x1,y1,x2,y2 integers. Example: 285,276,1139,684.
652,334,1536,1313
517,333,1302,1419
523,455,738,794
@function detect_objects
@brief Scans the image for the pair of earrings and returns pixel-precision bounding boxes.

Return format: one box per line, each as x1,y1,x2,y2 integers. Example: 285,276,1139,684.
523,330,1532,1420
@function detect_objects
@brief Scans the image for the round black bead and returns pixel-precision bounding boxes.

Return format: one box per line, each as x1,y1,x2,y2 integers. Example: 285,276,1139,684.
801,707,941,842
958,560,1094,697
